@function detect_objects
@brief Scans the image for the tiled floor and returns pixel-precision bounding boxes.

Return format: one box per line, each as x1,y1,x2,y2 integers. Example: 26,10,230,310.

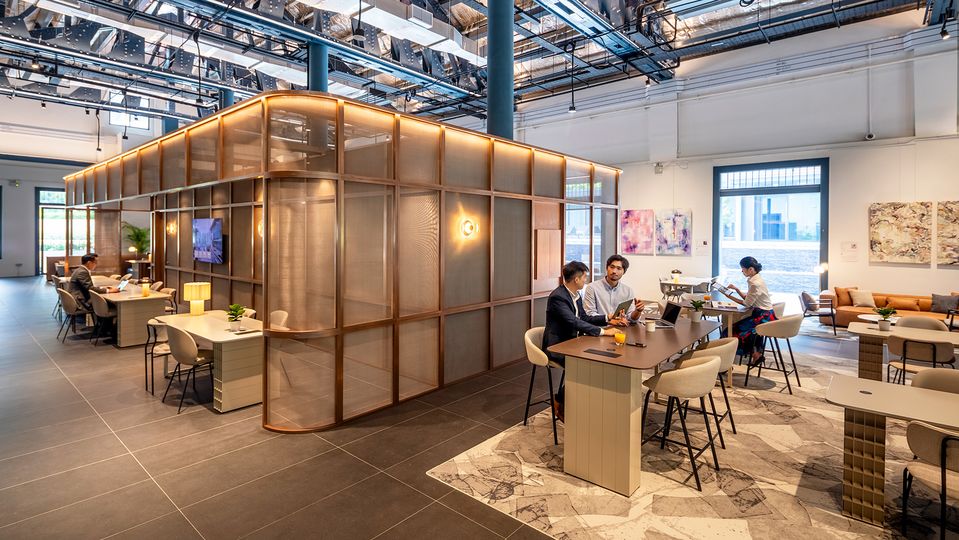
0,277,858,540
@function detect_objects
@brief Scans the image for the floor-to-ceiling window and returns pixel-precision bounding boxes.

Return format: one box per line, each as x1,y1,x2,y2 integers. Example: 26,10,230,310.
712,159,828,295
35,187,66,275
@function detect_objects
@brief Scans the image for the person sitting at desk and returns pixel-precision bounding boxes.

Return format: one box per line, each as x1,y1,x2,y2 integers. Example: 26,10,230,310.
583,254,646,323
543,261,627,422
70,253,119,310
724,256,776,366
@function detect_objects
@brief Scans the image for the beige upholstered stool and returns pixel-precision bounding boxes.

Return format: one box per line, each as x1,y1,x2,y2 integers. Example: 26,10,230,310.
746,314,804,394
523,327,563,445
673,337,739,446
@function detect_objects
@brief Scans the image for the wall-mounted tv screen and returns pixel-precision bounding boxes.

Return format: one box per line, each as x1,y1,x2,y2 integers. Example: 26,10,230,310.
193,218,224,264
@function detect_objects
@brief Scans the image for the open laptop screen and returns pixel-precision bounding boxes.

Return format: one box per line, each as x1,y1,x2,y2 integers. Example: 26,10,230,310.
658,302,682,326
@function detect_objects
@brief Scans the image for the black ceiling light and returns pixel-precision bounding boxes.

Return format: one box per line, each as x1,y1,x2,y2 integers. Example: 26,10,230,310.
645,78,651,88
941,19,951,40
31,57,40,69
121,91,129,140
95,109,102,152
566,41,576,114
40,100,46,109
351,0,366,43
194,31,205,105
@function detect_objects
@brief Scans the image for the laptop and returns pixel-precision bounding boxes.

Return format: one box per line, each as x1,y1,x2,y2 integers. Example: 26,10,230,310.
654,302,682,328
116,279,130,291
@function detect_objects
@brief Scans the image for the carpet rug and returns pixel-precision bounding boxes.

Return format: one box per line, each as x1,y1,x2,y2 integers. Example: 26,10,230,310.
427,351,956,539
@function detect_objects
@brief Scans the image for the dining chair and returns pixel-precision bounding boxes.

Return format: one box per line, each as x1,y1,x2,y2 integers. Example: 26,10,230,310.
150,281,164,291
900,420,959,538
120,273,133,282
143,318,170,395
887,335,956,384
242,308,257,319
897,317,949,332
89,291,117,346
160,288,178,313
162,325,214,413
56,288,89,342
799,291,836,335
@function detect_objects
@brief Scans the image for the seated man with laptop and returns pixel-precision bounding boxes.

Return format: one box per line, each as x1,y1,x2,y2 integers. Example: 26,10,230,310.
583,254,646,324
69,253,120,310
543,261,628,422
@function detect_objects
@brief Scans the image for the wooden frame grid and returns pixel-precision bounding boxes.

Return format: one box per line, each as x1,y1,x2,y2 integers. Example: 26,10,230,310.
64,91,620,433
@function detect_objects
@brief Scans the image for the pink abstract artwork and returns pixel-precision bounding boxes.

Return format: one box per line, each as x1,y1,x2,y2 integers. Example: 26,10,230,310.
621,209,654,255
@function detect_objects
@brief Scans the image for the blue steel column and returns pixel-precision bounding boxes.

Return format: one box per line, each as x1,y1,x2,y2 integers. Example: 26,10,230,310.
219,89,235,110
162,101,178,134
486,0,513,139
308,42,329,92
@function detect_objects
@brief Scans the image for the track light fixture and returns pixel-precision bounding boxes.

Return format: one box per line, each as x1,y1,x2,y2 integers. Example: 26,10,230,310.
566,40,576,115
351,0,366,43
40,101,46,109
941,19,951,40
85,108,90,115
645,78,651,88
95,109,102,152
31,57,39,69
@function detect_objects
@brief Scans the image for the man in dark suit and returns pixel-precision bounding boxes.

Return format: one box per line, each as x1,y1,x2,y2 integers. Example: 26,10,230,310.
543,261,626,421
70,253,118,310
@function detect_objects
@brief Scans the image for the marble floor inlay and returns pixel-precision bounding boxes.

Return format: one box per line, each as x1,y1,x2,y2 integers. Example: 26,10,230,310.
427,349,956,539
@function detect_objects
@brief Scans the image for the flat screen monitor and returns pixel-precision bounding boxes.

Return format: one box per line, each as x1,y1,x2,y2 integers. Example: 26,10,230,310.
192,218,224,264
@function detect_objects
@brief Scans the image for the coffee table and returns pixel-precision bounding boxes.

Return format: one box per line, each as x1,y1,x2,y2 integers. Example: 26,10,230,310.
857,314,900,324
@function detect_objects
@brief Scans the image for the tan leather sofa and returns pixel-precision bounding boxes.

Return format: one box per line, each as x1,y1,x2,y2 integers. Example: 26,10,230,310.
819,288,959,327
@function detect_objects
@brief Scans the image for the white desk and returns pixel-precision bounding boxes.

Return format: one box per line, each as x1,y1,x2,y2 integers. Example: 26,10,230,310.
846,322,959,381
101,288,171,348
156,310,263,413
826,374,959,525
57,275,119,289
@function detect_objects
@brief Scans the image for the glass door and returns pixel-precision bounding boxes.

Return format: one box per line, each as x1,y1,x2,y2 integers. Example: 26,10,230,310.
36,188,66,276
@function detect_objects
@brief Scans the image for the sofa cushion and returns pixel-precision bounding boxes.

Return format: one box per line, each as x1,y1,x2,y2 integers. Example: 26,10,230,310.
873,295,889,307
834,287,858,307
887,297,920,311
850,290,876,307
931,293,959,314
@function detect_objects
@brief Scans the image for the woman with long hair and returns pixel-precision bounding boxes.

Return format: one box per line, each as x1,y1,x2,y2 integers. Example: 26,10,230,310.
725,256,776,364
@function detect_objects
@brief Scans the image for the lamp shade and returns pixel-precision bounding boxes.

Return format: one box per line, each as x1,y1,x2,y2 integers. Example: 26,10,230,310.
182,282,212,302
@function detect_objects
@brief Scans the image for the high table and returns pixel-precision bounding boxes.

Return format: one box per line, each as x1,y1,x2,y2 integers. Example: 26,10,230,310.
101,288,170,348
826,374,959,525
548,319,720,496
156,310,263,413
846,321,959,381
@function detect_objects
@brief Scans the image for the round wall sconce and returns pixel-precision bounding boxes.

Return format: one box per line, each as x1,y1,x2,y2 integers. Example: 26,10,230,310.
814,263,828,274
461,219,477,238
257,221,264,238
166,222,177,235
128,246,137,253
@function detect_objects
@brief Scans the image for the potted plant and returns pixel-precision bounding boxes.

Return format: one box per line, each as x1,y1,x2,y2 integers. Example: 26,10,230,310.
227,304,246,332
689,299,705,322
121,222,151,259
874,306,897,331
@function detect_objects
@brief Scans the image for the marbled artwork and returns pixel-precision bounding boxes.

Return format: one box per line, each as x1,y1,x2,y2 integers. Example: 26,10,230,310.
621,209,654,255
428,352,948,539
937,201,959,265
868,202,932,264
655,208,692,256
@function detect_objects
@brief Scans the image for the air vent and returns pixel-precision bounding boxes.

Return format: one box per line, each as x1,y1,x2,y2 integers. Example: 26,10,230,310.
408,5,433,28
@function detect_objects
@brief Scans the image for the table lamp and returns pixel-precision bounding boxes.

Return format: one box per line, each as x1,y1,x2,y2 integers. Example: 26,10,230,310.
182,282,211,316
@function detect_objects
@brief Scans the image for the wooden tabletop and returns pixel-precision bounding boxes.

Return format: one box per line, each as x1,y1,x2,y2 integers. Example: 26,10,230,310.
847,322,959,345
826,374,959,429
679,301,749,314
156,310,263,344
547,319,720,370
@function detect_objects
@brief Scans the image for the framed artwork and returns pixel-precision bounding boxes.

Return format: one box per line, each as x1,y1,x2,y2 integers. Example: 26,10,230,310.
621,209,654,255
938,201,959,266
868,202,932,264
655,208,692,256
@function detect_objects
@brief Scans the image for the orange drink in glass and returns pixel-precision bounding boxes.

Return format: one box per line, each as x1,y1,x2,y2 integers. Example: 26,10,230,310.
614,332,626,346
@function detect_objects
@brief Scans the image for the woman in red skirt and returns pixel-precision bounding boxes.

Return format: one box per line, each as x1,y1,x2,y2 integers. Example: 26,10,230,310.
724,256,776,365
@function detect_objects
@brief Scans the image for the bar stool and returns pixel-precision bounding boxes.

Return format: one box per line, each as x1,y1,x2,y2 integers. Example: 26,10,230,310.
56,288,89,342
673,337,739,445
523,327,563,445
162,325,214,413
89,291,117,346
641,357,722,491
144,318,171,395
745,314,804,394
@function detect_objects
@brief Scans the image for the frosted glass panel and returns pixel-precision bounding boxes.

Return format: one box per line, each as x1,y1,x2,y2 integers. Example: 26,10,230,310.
594,166,617,205
267,178,336,331
158,135,183,190
84,171,94,203
565,204,590,266
122,154,138,197
444,129,488,189
444,308,489,383
107,160,121,200
493,197,531,300
94,166,107,202
443,193,489,308
397,117,439,184
533,152,563,199
493,302,529,367
344,106,393,179
398,188,439,315
223,103,263,177
343,182,393,325
189,119,219,184
399,318,439,399
492,141,531,194
592,208,617,277
265,336,336,430
344,326,393,419
268,96,336,172
565,159,591,202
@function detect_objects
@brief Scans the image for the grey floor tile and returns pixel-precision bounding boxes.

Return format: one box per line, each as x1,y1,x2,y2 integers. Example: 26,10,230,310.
154,432,332,507
247,473,432,540
318,398,434,447
507,524,552,539
376,501,502,540
0,480,176,540
0,455,149,527
416,374,512,407
106,511,203,540
114,405,261,451
442,378,548,424
0,433,128,490
484,401,550,432
385,424,501,498
182,448,377,540
343,409,480,469
0,400,98,438
438,489,525,537
0,416,112,461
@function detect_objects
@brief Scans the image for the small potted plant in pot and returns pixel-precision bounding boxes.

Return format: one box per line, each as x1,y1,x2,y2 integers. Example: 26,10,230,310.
874,306,897,331
227,304,246,332
689,299,705,322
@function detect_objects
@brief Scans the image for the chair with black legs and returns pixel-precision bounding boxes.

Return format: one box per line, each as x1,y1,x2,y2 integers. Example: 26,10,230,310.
150,281,164,291
523,327,563,445
162,325,214,413
900,420,959,539
887,335,956,384
672,337,739,446
88,291,117,346
56,288,90,342
745,314,804,394
641,357,722,491
143,318,171,395
160,288,178,314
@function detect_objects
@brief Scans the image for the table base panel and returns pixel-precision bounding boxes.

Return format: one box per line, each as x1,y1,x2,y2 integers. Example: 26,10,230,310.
213,338,264,412
841,408,886,526
858,335,885,382
116,298,167,348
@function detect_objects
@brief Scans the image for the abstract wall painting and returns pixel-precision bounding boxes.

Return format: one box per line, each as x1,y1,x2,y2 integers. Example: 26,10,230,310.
938,201,959,266
655,209,692,256
621,209,654,255
868,201,932,264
